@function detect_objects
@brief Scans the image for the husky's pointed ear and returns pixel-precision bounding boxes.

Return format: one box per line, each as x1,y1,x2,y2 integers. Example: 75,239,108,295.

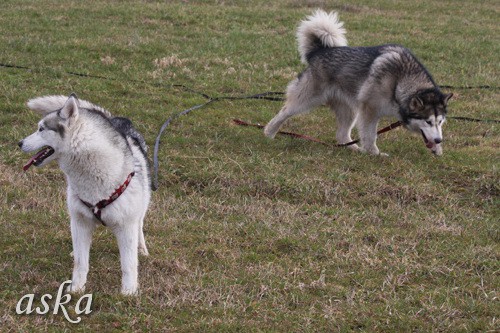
409,95,424,111
59,94,79,121
443,93,453,105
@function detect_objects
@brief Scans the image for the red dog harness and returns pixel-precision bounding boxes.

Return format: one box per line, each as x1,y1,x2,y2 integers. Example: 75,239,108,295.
80,172,135,226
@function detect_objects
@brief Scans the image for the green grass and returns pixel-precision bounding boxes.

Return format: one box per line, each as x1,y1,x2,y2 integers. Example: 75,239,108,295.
1,0,498,331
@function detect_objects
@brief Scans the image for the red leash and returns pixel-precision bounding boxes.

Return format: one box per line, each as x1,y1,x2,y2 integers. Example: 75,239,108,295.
233,119,330,145
233,119,402,148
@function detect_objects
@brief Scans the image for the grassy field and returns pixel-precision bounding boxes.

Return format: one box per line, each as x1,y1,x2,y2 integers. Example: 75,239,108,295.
1,0,498,331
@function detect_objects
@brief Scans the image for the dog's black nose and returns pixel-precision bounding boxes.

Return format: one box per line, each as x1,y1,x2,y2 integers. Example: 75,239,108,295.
18,140,23,148
434,138,442,144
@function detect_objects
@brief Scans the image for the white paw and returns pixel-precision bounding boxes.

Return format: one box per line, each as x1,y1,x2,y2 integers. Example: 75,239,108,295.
263,126,277,139
346,143,361,151
121,286,139,296
360,146,381,156
139,246,149,256
66,283,85,294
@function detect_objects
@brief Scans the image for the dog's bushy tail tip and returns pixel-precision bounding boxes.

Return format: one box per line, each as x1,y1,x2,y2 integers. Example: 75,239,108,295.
27,95,112,117
27,95,69,114
297,9,347,64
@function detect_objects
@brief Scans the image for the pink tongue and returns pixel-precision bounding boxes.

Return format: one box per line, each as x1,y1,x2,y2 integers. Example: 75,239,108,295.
426,141,435,149
23,148,49,171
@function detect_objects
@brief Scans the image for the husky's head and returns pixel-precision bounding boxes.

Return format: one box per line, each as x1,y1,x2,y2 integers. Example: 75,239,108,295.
404,89,453,156
18,94,79,170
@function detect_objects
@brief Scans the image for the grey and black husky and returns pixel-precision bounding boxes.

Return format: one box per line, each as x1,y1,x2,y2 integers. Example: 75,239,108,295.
264,10,452,155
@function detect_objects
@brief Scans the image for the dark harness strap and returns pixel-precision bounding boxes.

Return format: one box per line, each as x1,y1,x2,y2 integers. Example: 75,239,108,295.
80,172,135,226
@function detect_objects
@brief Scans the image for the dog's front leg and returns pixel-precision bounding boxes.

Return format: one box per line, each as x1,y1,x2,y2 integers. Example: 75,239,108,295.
357,107,385,156
114,223,139,295
68,216,95,293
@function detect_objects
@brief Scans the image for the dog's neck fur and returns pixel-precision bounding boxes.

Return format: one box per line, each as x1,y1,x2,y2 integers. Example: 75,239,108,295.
59,114,134,204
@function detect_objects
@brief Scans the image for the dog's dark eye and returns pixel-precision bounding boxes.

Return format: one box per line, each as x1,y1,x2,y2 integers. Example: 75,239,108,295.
39,126,45,132
426,121,432,126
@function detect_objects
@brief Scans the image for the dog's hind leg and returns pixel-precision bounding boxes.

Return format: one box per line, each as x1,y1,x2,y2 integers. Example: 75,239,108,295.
264,73,322,138
331,102,359,150
68,216,96,293
138,215,149,256
264,104,297,138
114,222,139,295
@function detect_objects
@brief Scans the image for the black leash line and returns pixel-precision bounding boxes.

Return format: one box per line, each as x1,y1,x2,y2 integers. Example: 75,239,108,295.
0,63,31,70
448,116,500,124
439,85,499,90
152,99,214,191
152,91,285,190
2,62,499,92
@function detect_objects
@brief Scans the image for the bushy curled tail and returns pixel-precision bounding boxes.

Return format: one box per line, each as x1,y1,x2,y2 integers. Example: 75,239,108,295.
27,95,111,117
297,9,347,64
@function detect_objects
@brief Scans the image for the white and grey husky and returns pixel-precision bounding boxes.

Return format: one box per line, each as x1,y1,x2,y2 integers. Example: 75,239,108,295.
18,94,151,295
264,10,453,155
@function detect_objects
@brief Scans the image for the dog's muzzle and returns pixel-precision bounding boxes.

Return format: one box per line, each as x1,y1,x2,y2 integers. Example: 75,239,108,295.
420,130,443,155
19,140,55,171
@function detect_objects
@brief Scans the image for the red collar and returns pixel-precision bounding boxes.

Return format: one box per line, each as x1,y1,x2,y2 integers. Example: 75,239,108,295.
80,172,135,225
